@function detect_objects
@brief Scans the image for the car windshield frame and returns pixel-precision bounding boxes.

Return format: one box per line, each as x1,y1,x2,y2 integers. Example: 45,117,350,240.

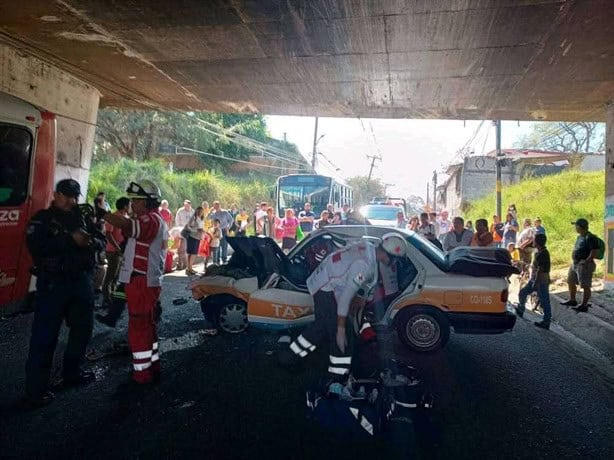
405,231,447,271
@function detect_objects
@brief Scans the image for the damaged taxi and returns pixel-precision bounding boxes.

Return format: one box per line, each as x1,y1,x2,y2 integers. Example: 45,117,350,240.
190,226,518,352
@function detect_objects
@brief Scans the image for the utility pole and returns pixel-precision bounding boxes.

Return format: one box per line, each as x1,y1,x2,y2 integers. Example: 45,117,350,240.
432,170,438,214
494,120,502,217
426,182,430,211
366,154,381,181
311,116,319,170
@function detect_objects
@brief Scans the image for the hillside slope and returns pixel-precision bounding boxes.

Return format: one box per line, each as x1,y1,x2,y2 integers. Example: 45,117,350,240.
466,170,605,269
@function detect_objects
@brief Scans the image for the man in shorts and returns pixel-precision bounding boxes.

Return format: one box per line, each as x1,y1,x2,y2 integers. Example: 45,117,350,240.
560,218,600,312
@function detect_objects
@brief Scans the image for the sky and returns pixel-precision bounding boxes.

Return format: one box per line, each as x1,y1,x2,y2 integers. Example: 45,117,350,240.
265,116,534,199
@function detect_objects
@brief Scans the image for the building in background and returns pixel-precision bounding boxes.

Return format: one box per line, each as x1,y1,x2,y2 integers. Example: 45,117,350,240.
437,149,605,215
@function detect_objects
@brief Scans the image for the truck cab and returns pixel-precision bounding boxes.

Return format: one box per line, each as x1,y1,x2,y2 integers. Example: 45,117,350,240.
0,92,56,311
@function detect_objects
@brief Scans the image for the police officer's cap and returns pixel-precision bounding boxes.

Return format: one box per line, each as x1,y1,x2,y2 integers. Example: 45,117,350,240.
55,179,81,198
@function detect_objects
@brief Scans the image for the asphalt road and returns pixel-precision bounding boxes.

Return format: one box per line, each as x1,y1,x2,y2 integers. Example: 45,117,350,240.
1,272,613,460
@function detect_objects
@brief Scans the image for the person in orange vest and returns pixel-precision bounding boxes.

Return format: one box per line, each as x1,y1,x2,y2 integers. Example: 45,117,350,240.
491,214,504,247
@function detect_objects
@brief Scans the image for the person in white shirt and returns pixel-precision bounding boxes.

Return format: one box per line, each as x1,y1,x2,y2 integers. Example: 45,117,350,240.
174,200,194,270
254,201,268,235
442,216,473,251
437,210,451,243
280,233,408,380
516,218,536,265
418,212,441,249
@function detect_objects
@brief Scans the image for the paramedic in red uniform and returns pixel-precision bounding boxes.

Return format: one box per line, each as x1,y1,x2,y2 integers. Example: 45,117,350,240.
104,180,167,388
280,233,408,380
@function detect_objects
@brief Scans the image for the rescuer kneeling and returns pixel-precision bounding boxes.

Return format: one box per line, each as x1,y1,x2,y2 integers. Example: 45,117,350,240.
24,179,106,407
279,233,408,380
104,180,168,391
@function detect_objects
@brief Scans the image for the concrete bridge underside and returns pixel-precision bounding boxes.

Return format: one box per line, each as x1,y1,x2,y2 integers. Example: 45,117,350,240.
1,0,613,288
1,0,613,121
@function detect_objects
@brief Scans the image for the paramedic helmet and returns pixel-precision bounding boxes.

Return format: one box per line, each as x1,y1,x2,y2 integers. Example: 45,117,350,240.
126,180,161,208
380,232,408,258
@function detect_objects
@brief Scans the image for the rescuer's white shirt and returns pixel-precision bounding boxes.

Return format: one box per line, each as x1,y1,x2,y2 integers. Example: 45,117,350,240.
306,241,378,317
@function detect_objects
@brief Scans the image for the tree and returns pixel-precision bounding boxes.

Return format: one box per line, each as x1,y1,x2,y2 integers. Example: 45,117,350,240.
346,176,385,207
514,122,605,153
94,110,286,171
405,195,425,216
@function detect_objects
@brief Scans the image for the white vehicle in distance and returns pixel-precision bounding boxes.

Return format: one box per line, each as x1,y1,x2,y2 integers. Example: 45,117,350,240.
360,204,406,228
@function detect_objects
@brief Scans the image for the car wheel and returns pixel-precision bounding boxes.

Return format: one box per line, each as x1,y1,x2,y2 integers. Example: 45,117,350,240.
396,307,450,352
218,301,248,334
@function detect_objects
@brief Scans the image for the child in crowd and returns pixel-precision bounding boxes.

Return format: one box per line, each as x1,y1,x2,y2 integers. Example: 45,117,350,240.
508,242,520,262
209,219,222,265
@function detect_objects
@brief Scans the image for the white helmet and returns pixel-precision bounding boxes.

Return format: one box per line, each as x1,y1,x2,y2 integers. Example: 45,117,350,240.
126,180,161,201
381,232,408,257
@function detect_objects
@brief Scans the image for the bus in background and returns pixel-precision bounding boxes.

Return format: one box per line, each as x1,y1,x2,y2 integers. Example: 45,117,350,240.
276,174,353,217
0,92,56,311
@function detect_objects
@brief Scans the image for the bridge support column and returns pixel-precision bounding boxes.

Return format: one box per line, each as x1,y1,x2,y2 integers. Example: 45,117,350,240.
606,103,614,290
0,43,100,197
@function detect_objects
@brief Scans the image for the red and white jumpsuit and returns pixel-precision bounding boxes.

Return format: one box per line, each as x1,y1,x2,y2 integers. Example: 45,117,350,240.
119,210,167,383
289,241,379,379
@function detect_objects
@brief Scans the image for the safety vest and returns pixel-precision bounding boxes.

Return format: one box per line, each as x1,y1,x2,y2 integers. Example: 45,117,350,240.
119,211,168,287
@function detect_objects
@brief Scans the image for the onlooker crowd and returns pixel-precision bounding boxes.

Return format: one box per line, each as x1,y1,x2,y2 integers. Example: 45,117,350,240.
90,186,602,347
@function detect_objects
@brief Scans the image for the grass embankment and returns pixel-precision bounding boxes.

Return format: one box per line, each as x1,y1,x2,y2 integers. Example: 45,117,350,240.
466,170,605,274
88,159,274,212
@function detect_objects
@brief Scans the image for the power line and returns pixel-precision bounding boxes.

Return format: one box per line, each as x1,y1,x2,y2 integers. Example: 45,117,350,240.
187,120,307,167
185,113,308,165
174,145,301,171
318,150,342,173
480,122,491,155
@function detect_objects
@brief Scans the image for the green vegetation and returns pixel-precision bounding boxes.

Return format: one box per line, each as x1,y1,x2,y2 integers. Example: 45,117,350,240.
95,110,305,172
466,170,605,271
88,158,274,212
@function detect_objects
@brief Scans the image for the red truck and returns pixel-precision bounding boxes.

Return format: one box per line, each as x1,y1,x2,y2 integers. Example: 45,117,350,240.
0,92,56,311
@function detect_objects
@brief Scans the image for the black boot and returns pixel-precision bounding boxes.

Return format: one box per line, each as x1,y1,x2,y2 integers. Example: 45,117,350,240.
96,287,126,327
24,390,55,408
277,348,303,370
534,321,550,330
62,370,96,388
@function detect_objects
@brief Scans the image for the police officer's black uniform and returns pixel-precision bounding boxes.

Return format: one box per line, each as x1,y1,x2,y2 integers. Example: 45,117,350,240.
24,179,105,405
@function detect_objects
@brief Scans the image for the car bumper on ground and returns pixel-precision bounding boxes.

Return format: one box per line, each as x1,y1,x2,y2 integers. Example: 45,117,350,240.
447,308,517,334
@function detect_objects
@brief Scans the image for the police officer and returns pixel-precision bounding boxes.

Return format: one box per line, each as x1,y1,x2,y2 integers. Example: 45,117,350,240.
280,233,408,380
24,179,106,406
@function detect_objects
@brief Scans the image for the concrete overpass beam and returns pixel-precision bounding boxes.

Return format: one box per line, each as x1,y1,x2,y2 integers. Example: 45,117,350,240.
0,43,100,196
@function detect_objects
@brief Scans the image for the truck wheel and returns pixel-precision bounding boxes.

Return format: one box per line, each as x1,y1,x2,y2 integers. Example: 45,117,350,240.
396,307,450,352
218,300,248,334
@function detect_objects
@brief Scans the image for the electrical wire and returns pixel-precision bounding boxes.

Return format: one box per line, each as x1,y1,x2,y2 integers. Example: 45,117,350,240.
173,145,303,171
187,120,307,167
184,113,308,165
480,123,491,155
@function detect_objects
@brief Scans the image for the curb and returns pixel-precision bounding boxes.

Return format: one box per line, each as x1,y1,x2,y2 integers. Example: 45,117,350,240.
550,293,614,359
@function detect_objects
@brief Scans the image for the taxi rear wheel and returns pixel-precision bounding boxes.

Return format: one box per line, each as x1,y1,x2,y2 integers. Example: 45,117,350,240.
396,307,450,352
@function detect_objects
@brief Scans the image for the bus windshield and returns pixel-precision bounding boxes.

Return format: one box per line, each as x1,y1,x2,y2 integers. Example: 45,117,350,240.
0,124,32,206
278,176,331,215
